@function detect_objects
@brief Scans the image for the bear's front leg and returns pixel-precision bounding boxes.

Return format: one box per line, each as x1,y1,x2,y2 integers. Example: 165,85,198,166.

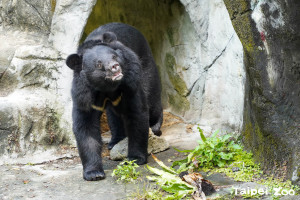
72,107,105,181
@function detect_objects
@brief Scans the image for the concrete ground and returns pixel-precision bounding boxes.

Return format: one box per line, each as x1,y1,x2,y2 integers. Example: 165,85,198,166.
1,147,241,200
0,113,299,200
0,148,182,200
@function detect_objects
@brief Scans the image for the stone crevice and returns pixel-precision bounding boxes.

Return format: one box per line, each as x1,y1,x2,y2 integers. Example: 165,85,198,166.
23,66,38,77
20,82,43,89
203,34,234,72
0,67,8,80
24,121,34,141
186,33,234,97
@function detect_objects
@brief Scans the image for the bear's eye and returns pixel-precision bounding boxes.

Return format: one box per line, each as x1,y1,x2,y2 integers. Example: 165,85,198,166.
97,62,103,69
112,55,117,60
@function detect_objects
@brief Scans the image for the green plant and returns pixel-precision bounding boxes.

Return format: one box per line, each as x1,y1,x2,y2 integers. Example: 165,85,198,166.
146,154,196,200
172,128,242,172
258,176,300,199
147,165,195,199
111,159,140,183
129,127,300,200
240,187,264,199
172,127,299,199
127,184,164,200
212,150,263,182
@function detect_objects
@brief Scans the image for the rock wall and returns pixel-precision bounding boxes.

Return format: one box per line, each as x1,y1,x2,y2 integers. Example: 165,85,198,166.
0,0,88,158
82,0,246,133
0,1,245,159
224,0,300,184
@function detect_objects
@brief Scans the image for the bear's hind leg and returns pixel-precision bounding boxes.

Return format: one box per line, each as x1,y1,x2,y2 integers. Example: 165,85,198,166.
124,112,149,165
106,106,126,150
150,108,163,136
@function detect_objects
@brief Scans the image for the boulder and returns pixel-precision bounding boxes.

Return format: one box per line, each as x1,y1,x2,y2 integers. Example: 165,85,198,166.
110,129,170,161
0,0,53,33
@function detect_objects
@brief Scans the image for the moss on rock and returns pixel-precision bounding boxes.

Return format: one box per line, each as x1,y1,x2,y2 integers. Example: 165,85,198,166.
164,53,190,112
42,109,68,146
50,0,56,13
165,53,188,96
168,93,190,113
166,27,175,47
225,0,300,183
223,0,256,54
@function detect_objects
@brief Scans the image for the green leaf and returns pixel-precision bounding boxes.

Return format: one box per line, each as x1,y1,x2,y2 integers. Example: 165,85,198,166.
211,130,220,138
177,163,189,173
219,152,233,160
187,152,194,163
171,157,188,168
173,147,193,153
206,141,215,148
151,154,178,175
146,165,195,189
200,129,207,142
222,134,231,142
161,183,193,193
230,144,242,150
217,161,226,167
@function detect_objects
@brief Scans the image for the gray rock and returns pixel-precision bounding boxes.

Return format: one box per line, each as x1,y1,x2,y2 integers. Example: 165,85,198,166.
109,138,128,161
0,43,74,158
0,89,73,159
0,0,53,33
49,0,97,55
224,0,300,184
110,130,169,161
0,104,17,155
148,131,170,154
178,0,246,134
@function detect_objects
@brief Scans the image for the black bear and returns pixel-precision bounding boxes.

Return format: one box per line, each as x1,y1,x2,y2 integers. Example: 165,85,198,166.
66,23,163,181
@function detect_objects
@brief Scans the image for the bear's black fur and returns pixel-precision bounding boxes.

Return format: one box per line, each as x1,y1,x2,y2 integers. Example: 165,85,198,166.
66,23,163,181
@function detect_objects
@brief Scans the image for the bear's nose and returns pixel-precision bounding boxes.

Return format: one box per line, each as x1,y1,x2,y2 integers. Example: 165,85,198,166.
111,64,120,72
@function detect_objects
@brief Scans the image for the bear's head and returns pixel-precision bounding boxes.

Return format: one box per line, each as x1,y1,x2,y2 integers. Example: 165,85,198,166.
66,32,125,92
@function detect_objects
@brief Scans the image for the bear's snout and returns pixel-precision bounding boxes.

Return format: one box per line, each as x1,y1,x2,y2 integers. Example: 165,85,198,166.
111,63,120,72
109,63,123,81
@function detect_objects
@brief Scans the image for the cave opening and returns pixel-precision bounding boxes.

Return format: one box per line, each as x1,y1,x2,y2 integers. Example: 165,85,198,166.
81,0,201,116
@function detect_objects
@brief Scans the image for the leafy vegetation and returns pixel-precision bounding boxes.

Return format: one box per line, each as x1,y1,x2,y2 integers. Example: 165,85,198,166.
172,128,243,172
127,184,164,200
111,159,141,183
143,154,195,199
212,150,262,182
119,127,299,199
146,165,195,199
170,127,299,199
258,177,300,200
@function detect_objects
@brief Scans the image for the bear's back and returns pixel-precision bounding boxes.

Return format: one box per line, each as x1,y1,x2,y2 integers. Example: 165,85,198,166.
85,23,153,61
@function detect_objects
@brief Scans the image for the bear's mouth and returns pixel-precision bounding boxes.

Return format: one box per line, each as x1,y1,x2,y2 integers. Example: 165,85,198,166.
112,71,123,81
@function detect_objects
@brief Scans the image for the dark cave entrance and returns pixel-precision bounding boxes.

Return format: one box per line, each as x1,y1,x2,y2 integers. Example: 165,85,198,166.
81,0,201,115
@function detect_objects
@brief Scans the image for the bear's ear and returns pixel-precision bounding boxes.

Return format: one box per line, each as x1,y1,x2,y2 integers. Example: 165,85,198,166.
103,32,117,43
66,54,82,72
